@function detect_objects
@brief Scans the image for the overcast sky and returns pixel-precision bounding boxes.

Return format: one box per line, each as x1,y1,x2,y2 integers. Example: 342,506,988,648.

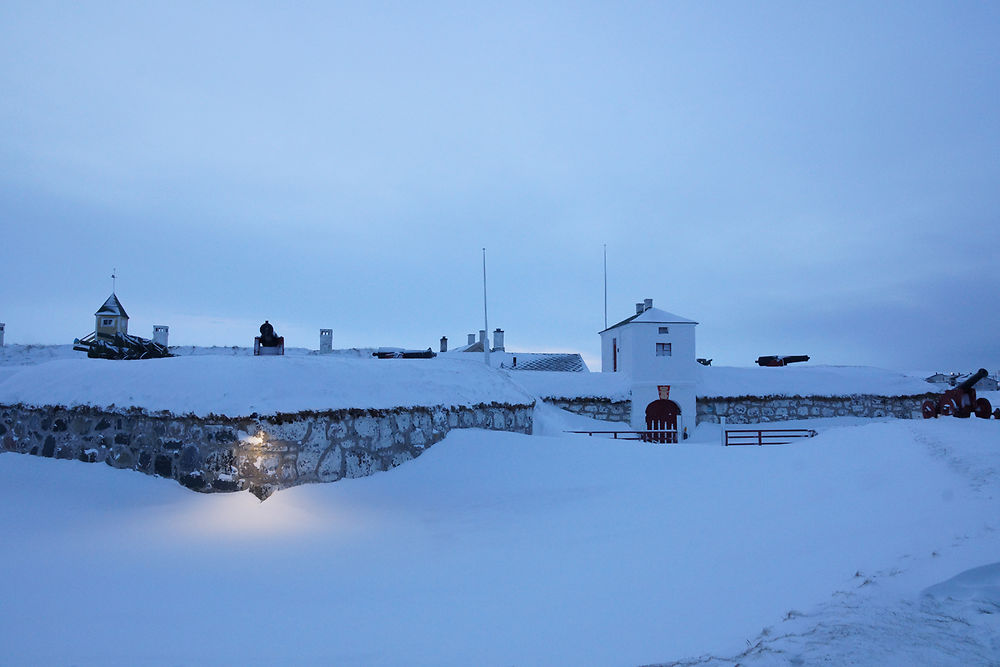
1,1,997,372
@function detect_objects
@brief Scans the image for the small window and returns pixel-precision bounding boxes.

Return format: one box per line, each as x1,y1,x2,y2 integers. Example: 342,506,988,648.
656,342,672,357
658,326,669,334
102,318,113,326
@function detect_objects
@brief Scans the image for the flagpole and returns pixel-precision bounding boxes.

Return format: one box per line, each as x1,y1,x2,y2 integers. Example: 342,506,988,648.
482,248,489,366
603,244,607,330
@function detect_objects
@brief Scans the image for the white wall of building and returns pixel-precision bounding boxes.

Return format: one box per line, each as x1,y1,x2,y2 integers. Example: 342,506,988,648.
599,302,698,433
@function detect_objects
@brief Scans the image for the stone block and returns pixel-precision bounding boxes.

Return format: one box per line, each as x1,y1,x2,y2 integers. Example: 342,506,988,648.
354,416,378,438
344,450,374,479
317,447,343,481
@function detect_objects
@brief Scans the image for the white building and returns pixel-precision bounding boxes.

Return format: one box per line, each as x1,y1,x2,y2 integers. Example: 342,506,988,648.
600,298,698,436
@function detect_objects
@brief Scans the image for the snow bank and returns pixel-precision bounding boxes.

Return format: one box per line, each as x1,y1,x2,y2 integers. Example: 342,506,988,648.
503,369,630,400
698,364,934,398
0,355,533,417
1,418,998,665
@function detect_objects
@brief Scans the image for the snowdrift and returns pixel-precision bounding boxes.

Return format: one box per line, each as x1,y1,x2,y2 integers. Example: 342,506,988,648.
0,355,534,417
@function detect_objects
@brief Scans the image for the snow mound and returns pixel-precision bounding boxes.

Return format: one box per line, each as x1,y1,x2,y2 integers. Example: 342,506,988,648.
698,364,935,398
923,561,1000,605
502,370,630,400
0,355,534,417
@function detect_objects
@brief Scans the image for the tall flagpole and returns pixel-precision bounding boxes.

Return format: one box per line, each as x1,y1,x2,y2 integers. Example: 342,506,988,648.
482,248,489,365
603,244,607,329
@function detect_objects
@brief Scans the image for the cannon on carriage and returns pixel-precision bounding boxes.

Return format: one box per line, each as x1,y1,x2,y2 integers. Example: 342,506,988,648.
922,368,994,419
254,320,285,356
756,355,810,367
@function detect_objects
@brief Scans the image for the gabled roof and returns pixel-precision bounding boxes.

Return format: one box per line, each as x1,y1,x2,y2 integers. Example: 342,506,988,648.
95,293,129,319
600,306,696,333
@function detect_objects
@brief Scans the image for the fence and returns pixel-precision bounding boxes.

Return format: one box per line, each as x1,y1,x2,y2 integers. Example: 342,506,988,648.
723,428,817,446
565,429,679,443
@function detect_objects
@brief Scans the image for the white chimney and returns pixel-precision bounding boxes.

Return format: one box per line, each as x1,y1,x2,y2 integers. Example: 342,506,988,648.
152,325,168,347
467,333,476,346
0,322,5,347
479,329,486,345
492,328,504,352
319,329,333,353
644,298,653,311
440,336,448,353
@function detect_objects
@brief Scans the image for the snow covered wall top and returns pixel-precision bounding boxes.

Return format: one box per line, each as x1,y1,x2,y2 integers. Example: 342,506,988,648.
501,365,934,401
697,365,935,398
0,355,534,417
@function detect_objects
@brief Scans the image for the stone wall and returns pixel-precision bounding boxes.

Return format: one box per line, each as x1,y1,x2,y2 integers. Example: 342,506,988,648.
543,397,631,423
696,395,933,424
0,402,533,500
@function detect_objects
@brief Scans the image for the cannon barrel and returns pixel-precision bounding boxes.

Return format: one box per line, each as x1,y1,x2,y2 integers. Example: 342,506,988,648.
957,368,989,391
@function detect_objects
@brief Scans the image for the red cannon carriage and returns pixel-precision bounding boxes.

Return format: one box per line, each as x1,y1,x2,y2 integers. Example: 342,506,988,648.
922,368,994,419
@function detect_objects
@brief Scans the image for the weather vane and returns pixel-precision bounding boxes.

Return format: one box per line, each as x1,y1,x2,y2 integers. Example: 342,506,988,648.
111,268,117,294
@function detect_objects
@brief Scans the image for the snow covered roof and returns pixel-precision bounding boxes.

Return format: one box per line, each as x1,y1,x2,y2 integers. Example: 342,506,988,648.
95,293,129,319
499,353,587,372
600,306,697,333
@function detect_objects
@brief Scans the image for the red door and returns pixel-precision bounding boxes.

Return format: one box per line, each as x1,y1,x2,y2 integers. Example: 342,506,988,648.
645,399,680,443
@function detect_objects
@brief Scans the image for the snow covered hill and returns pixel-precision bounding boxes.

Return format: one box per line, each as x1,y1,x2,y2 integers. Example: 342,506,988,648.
0,412,997,665
0,345,937,418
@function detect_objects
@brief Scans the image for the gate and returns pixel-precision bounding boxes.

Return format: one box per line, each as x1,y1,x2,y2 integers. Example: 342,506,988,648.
644,399,680,443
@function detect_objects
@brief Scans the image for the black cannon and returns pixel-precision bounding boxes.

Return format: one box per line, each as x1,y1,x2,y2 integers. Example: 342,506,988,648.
756,355,810,367
254,320,285,356
922,368,993,419
372,347,436,359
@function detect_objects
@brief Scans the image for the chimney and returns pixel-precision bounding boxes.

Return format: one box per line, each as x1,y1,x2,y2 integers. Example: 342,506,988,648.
468,333,476,346
0,322,5,347
440,336,448,353
636,303,644,314
479,330,486,346
319,329,333,353
492,328,505,352
152,325,169,347
644,298,653,311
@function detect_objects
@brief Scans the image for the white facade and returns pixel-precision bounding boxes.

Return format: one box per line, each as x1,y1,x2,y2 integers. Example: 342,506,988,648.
153,325,169,347
599,300,698,433
320,329,333,353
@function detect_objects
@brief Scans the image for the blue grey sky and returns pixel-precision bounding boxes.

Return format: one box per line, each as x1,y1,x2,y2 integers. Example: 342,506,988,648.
1,1,997,372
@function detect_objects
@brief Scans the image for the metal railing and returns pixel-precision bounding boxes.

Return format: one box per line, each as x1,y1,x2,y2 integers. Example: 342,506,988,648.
723,428,817,446
564,429,679,443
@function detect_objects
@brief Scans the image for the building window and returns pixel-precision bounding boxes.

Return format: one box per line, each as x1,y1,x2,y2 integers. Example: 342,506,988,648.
658,327,669,334
656,343,672,357
102,318,113,326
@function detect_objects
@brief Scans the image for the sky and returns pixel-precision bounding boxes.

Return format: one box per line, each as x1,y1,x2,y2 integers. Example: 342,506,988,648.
1,1,997,373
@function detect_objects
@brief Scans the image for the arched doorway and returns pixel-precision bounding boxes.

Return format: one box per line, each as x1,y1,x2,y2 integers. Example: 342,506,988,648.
645,399,680,443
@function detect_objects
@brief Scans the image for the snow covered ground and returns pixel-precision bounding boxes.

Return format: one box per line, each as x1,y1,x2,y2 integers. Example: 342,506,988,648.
1,405,998,665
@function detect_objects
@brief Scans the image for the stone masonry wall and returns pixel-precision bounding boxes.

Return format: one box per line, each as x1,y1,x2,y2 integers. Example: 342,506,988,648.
696,395,934,424
0,402,533,500
543,398,631,423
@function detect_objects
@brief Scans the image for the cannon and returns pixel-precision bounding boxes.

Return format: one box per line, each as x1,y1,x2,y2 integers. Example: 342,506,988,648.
372,347,436,359
922,368,993,419
756,355,810,367
254,320,285,356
